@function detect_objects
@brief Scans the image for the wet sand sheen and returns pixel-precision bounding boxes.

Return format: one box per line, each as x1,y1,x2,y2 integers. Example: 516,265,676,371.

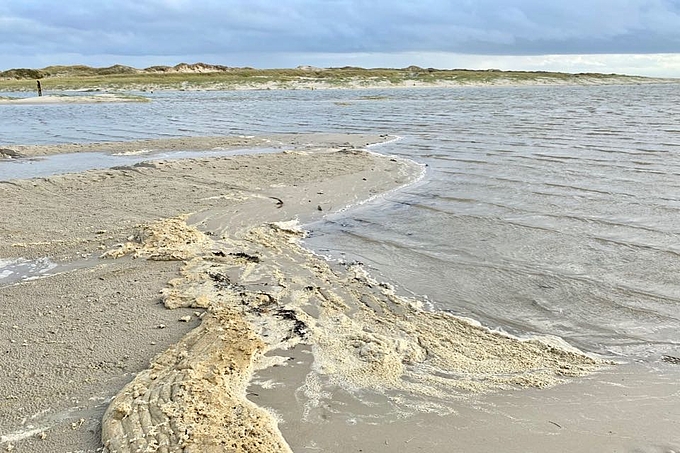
2,135,603,452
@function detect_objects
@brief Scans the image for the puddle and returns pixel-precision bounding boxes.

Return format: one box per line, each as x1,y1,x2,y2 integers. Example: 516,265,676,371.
0,256,97,287
0,147,280,181
0,257,58,285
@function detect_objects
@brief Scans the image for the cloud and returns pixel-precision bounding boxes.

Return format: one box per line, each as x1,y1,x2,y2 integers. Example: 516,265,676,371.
1,0,679,74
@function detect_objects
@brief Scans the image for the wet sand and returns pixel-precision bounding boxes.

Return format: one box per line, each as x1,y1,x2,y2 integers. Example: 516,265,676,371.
0,135,673,452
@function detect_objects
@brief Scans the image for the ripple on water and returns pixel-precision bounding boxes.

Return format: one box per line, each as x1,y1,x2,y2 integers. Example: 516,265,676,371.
2,84,680,362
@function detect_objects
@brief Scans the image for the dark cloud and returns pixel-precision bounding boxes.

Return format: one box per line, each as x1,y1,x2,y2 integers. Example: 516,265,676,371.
1,0,679,66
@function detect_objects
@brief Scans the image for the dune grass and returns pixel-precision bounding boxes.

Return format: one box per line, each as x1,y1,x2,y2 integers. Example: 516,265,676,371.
0,65,650,92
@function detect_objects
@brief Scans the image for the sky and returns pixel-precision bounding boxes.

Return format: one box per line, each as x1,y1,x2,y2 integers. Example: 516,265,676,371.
1,0,680,77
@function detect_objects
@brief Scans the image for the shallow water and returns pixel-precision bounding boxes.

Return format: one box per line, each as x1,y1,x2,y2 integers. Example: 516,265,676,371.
2,85,680,362
0,147,279,181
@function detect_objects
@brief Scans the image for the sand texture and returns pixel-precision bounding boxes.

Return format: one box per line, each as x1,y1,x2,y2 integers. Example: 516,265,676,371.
0,135,605,452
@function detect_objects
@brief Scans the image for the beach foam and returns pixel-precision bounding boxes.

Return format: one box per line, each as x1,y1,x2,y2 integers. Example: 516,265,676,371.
100,216,603,451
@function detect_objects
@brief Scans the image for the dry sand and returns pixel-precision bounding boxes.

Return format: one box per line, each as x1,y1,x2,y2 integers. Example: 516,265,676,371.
1,134,671,452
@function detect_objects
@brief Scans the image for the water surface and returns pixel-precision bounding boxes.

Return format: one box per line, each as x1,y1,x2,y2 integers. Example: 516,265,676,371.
2,84,680,361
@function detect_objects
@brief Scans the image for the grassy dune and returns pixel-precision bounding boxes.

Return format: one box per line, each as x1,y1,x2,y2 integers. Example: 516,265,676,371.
0,63,659,91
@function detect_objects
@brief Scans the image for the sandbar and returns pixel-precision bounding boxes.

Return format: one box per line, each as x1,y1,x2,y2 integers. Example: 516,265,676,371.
0,94,149,105
0,133,389,160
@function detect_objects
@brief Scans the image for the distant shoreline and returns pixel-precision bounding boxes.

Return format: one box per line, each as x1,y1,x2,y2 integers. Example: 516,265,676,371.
1,63,676,92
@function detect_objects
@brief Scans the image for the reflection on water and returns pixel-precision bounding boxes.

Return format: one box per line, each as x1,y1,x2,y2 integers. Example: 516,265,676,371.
2,84,680,361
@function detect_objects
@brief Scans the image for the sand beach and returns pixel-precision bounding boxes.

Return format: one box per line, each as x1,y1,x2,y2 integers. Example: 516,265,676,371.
1,132,678,452
0,134,600,452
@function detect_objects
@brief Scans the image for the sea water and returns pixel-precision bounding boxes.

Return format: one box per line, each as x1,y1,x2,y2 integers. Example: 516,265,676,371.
1,84,679,362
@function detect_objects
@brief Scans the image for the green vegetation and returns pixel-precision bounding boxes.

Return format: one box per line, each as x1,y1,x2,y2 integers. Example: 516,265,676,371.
0,63,652,92
0,68,45,80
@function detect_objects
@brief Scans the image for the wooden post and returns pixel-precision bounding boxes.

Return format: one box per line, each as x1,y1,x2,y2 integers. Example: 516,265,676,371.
37,80,42,97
